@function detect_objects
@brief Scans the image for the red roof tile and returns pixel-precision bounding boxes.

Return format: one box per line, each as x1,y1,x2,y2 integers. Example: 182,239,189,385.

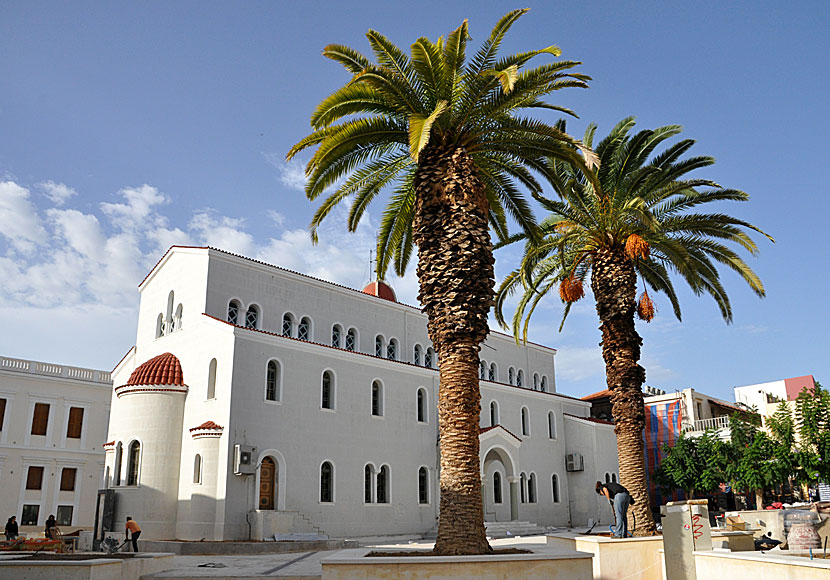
362,280,397,302
126,352,184,386
479,424,522,441
190,421,224,432
582,389,612,401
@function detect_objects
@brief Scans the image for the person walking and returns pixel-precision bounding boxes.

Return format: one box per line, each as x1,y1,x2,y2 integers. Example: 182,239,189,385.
596,480,634,538
4,516,18,541
125,517,141,552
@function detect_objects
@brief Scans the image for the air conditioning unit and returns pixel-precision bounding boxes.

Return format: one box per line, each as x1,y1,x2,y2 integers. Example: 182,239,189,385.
565,452,584,472
233,444,257,475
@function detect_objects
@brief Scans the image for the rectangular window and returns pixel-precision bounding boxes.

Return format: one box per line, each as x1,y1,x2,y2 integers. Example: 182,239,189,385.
0,398,6,430
21,504,39,526
31,402,49,435
56,505,73,526
66,407,84,439
26,466,44,490
60,467,77,491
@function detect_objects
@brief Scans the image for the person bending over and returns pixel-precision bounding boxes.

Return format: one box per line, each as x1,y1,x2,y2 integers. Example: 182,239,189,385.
125,517,141,552
596,480,634,538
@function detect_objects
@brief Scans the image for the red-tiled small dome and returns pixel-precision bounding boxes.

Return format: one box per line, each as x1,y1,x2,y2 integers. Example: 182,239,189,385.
126,352,184,386
362,280,396,302
189,420,223,432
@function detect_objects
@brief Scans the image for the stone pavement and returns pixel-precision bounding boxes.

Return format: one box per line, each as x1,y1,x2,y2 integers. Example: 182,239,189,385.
142,535,556,579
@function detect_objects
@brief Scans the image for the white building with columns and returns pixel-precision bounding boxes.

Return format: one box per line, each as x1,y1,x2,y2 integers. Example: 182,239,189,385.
104,246,618,540
0,355,112,534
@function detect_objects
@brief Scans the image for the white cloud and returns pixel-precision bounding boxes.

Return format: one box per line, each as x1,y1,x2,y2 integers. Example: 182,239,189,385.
39,181,77,205
555,345,606,383
0,181,48,254
269,157,308,192
267,210,286,227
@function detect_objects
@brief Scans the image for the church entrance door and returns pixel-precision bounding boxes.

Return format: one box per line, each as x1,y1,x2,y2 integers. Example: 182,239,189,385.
259,457,276,510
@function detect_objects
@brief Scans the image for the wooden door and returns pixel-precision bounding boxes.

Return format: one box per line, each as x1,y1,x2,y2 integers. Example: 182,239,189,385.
259,457,275,510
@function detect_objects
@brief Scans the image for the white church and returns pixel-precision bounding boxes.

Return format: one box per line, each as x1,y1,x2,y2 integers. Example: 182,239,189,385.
104,246,619,540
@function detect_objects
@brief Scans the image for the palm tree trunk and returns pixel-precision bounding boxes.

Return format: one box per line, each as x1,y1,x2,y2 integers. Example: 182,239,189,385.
591,247,657,536
413,145,494,555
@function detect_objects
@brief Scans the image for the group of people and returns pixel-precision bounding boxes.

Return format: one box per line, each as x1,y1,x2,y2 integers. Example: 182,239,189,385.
3,514,141,552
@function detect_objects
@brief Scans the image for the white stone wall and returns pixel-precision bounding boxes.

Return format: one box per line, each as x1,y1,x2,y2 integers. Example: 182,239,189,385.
0,356,111,534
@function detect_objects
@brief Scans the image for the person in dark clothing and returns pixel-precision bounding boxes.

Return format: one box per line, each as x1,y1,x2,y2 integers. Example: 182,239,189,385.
125,517,141,552
4,516,18,540
596,481,634,538
45,514,58,539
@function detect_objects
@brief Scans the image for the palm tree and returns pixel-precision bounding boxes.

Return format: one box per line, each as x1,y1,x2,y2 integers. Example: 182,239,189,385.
287,10,592,554
496,118,772,535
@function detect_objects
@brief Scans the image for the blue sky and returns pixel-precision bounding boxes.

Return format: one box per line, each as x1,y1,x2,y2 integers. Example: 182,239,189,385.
1,1,826,401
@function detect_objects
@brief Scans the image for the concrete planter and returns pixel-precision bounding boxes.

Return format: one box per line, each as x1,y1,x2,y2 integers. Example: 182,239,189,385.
321,547,594,579
547,531,754,580
0,552,174,580
693,549,830,580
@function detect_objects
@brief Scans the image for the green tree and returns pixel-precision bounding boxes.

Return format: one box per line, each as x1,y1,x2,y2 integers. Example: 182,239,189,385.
795,380,830,483
655,432,726,498
496,118,772,534
287,10,591,555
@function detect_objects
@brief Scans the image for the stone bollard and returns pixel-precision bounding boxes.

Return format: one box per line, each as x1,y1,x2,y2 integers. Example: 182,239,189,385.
661,499,712,580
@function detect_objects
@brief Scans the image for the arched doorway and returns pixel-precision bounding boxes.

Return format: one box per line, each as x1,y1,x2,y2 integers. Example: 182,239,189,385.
259,457,276,510
482,446,518,522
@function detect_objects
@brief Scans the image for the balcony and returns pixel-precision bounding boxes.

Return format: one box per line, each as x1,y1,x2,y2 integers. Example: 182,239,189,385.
684,415,731,437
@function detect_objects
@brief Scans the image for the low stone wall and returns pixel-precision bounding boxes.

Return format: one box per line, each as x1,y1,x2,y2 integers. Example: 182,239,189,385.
693,550,830,580
547,531,754,580
140,538,355,555
321,547,594,580
0,552,173,580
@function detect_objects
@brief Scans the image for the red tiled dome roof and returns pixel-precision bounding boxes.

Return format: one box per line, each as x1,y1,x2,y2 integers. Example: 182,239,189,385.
362,280,396,302
126,352,184,386
190,421,223,432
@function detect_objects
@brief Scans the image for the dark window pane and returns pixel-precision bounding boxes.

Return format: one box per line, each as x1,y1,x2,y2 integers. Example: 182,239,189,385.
67,407,84,439
21,505,39,526
60,467,77,491
26,466,44,490
32,403,49,435
0,398,6,431
56,505,73,526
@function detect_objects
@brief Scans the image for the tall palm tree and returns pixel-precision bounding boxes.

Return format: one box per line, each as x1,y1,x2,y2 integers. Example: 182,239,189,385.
496,118,772,535
287,10,592,554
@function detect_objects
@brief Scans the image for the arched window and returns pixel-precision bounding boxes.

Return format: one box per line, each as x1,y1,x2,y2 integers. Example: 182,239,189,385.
156,314,164,338
508,367,515,385
413,345,422,365
193,454,202,484
552,474,560,503
227,300,240,325
521,407,530,436
533,373,539,391
548,411,557,439
490,401,499,427
166,291,175,333
480,360,486,379
520,472,527,503
282,313,294,337
489,363,496,382
345,328,357,351
174,303,183,331
320,462,333,503
207,358,217,399
377,465,390,503
612,473,617,483
418,467,429,504
528,473,537,503
541,376,548,393
375,335,384,357
364,464,374,503
245,305,259,329
298,317,311,341
127,441,140,486
425,347,435,368
386,338,398,360
266,360,280,402
516,370,524,387
493,472,503,504
416,388,427,422
371,380,383,416
331,325,342,348
114,442,123,486
322,371,334,410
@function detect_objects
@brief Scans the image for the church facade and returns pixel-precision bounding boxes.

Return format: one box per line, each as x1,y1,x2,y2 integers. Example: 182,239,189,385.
105,246,618,540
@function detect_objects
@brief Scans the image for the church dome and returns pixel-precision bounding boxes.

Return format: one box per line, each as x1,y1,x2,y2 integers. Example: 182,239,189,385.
362,280,397,302
126,352,184,386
